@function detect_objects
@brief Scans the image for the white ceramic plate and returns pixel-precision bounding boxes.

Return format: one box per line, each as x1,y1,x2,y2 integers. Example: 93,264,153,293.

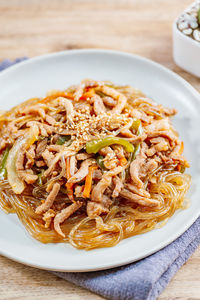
0,49,200,272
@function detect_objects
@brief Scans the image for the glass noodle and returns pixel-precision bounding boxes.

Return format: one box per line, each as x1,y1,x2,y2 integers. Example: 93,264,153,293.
0,170,191,249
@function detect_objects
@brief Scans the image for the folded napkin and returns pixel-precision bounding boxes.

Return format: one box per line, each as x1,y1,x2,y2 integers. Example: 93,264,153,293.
0,57,28,70
1,58,200,300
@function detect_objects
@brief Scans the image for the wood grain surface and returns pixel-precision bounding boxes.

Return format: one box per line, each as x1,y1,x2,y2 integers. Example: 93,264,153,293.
0,0,200,299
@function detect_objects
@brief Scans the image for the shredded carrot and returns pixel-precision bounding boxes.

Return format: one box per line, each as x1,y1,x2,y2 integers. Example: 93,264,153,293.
83,165,97,198
66,157,71,180
119,157,127,166
66,182,74,201
177,164,181,172
80,88,95,100
178,141,184,155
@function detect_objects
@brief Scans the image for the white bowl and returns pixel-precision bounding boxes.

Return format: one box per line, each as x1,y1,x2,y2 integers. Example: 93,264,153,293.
173,15,200,78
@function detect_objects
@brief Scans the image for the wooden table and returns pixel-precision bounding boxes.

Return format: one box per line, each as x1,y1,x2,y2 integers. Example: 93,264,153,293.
0,0,199,299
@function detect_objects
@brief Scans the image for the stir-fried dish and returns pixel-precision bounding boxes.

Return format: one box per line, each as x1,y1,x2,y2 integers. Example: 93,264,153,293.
0,79,191,249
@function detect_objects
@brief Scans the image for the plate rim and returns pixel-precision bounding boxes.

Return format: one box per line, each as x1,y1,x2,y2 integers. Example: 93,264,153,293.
0,48,200,272
0,48,199,98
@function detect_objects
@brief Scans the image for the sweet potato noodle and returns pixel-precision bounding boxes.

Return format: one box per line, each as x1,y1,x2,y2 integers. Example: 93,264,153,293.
0,79,191,250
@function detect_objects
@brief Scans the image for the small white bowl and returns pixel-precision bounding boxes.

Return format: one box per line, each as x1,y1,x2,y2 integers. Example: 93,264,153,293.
173,17,200,78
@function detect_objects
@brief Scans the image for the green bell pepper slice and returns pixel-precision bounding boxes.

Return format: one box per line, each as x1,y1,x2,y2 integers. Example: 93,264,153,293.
37,169,44,187
131,119,142,135
0,148,9,179
198,9,200,25
56,135,71,145
96,155,106,170
86,136,134,154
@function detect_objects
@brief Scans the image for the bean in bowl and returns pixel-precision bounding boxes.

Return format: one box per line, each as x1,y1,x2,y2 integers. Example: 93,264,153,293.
177,0,200,42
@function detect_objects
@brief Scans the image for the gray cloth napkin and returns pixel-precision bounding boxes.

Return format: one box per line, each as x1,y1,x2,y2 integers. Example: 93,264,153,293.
1,58,200,300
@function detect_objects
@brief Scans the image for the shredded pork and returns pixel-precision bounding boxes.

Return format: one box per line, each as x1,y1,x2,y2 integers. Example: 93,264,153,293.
130,152,146,188
36,183,60,214
91,166,123,204
93,95,106,115
54,202,82,237
120,189,160,207
68,159,95,183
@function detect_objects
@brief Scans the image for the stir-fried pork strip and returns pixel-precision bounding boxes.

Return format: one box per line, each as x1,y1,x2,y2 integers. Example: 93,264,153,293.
91,166,123,203
36,183,60,214
25,145,36,169
87,201,110,218
76,153,92,160
43,209,56,228
144,118,170,133
93,95,106,115
68,159,95,183
130,152,146,188
42,149,55,167
102,96,117,107
16,146,38,184
97,85,127,114
120,189,160,207
54,202,82,237
53,97,74,122
112,176,124,198
69,155,77,176
126,183,151,198
36,138,48,157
